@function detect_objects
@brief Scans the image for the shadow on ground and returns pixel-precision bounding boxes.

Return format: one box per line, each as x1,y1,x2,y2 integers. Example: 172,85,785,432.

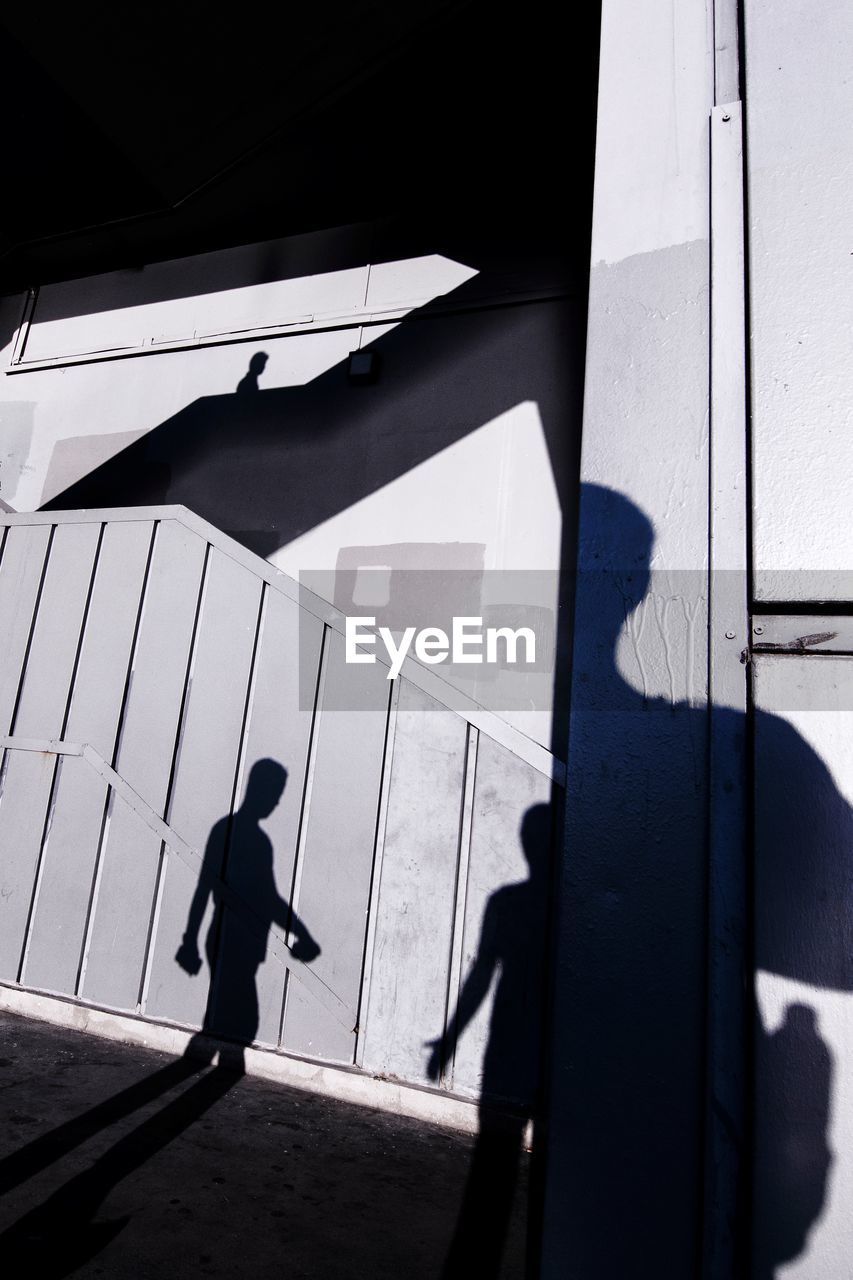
0,1012,527,1279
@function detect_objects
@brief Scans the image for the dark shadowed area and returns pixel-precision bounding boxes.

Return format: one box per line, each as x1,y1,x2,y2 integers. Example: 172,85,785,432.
0,1011,528,1278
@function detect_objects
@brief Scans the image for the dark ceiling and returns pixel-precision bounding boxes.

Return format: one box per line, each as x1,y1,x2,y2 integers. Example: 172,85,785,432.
0,2,600,292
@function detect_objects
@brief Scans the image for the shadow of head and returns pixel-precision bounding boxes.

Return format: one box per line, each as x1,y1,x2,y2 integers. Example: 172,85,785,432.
237,351,269,393
579,482,655,634
521,803,552,878
782,1003,819,1036
242,758,287,819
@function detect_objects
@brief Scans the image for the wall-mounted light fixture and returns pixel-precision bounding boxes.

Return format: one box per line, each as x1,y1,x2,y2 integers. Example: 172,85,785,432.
347,350,380,384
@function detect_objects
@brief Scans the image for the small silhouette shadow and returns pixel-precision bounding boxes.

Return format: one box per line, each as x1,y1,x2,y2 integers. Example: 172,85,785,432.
0,758,319,1274
426,803,551,1278
236,351,268,396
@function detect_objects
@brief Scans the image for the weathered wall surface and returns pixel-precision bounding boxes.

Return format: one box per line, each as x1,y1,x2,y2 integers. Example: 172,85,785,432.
542,0,713,1274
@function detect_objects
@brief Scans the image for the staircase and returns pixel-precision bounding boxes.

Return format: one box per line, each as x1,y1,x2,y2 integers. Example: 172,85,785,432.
0,506,563,1113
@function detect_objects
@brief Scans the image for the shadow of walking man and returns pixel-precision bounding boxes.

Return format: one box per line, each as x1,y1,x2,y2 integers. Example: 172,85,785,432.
177,757,319,1060
0,757,320,1276
426,802,552,1279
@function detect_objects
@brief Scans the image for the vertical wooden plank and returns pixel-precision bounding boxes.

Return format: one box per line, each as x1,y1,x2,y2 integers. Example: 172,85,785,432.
12,522,102,736
22,522,155,995
143,548,262,1027
282,628,389,1064
210,589,324,1047
81,520,207,1010
360,680,467,1084
442,724,478,1079
706,99,750,1280
354,677,401,1068
0,524,52,735
450,733,551,1105
0,521,101,980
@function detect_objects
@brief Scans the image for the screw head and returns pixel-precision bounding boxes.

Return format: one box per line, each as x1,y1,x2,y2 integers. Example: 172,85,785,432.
725,630,736,639
754,625,764,635
722,113,731,122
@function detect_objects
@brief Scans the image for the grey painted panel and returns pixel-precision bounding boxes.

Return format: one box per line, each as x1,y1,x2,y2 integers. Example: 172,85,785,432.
282,629,389,1063
64,522,156,754
451,733,550,1103
144,549,262,1026
0,751,56,979
361,680,466,1084
0,522,101,981
0,524,51,735
211,590,324,1046
13,522,102,737
109,520,207,807
21,758,107,993
23,523,154,994
751,655,853,1276
746,2,853,599
79,797,162,1010
82,521,207,1009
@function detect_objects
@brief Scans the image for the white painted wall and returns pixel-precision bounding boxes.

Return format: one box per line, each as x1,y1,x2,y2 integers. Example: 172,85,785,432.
746,0,853,601
0,235,478,511
0,226,567,748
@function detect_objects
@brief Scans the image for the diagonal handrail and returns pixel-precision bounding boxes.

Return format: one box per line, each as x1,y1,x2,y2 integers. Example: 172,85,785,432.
0,735,354,1031
0,505,566,785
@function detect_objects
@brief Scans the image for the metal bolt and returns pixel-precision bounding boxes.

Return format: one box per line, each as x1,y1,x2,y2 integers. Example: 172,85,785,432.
754,625,764,635
725,630,736,639
722,113,731,122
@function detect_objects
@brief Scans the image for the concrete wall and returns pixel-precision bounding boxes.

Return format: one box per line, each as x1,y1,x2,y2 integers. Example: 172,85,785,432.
745,0,853,602
1,223,583,748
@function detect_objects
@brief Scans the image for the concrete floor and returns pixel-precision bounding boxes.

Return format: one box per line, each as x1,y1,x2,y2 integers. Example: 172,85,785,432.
0,1010,529,1278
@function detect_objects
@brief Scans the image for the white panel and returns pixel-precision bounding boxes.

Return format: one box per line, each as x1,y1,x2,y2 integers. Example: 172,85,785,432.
361,681,467,1084
365,255,477,309
12,521,102,737
210,591,324,1047
23,522,154,994
273,402,562,748
450,733,551,1103
143,549,262,1027
282,629,389,1063
746,2,853,598
0,522,101,980
0,524,51,735
24,267,369,362
82,520,207,1009
0,751,57,980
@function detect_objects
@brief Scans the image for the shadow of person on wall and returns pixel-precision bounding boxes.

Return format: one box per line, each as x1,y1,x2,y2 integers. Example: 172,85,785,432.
176,756,320,1058
236,351,269,396
544,484,847,1278
0,757,320,1276
425,803,552,1279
